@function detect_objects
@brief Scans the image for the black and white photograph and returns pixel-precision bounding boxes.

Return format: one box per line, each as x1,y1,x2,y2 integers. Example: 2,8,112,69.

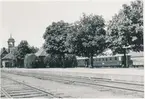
0,0,144,98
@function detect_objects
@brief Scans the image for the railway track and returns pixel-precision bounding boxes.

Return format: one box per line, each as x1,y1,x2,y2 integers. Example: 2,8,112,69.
1,76,60,98
33,73,144,93
2,70,144,95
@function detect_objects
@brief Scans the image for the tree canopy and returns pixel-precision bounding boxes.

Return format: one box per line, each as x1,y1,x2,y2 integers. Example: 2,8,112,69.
24,53,39,68
69,14,108,67
30,46,39,53
14,40,32,67
43,20,72,67
43,20,71,55
107,0,143,54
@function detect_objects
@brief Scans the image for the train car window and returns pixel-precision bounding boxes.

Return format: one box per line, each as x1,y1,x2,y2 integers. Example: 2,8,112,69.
102,58,104,61
110,57,112,60
115,57,117,60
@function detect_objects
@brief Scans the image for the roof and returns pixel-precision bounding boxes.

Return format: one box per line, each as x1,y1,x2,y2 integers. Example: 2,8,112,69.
76,54,131,60
76,57,89,60
0,48,8,57
129,51,144,57
94,54,131,58
8,37,15,41
35,48,47,57
2,53,15,60
8,34,15,42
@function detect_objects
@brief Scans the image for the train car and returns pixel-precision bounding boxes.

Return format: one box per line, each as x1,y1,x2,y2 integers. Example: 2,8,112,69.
77,57,89,67
129,51,144,68
93,54,133,67
77,54,133,68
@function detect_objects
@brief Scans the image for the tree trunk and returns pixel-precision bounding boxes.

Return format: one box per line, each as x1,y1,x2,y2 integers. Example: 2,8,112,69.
123,49,126,68
90,54,94,68
85,59,89,68
62,54,65,68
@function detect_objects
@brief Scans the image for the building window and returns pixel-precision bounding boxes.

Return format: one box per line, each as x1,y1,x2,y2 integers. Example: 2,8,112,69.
115,57,117,60
106,58,108,61
110,58,112,60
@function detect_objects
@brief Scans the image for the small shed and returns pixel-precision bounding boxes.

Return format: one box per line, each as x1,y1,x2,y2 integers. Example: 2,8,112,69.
35,48,48,67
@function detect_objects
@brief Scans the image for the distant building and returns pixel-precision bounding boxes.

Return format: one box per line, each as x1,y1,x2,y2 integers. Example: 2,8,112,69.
35,48,48,61
35,47,48,67
35,47,48,62
0,35,16,68
35,47,48,58
0,48,8,67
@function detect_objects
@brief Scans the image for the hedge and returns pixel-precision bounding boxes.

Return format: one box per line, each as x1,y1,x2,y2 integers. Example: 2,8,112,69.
44,54,77,68
24,54,39,68
44,54,62,68
64,54,77,68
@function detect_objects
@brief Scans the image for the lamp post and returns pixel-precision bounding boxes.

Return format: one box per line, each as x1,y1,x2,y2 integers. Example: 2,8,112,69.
123,45,131,68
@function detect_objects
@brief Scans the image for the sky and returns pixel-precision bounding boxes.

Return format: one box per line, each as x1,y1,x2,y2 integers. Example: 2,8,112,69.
0,0,134,49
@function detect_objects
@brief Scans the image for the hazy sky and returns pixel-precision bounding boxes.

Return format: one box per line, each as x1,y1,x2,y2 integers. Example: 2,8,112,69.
0,0,133,49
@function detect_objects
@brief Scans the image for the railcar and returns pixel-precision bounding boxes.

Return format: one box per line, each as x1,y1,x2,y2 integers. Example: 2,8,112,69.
77,57,89,67
77,54,133,68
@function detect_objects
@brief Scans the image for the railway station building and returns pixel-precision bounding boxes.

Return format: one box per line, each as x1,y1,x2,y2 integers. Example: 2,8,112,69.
0,35,16,68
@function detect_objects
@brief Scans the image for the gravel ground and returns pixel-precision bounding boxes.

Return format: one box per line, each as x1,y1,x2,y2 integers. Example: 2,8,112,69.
2,68,144,83
3,68,143,75
1,68,144,98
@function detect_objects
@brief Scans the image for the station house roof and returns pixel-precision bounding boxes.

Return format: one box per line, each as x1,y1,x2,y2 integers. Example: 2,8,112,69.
35,48,48,57
2,53,15,60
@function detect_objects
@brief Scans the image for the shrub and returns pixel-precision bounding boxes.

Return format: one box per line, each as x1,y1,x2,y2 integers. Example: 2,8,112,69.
44,54,62,68
44,54,77,68
37,56,46,68
24,54,39,68
64,54,78,68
